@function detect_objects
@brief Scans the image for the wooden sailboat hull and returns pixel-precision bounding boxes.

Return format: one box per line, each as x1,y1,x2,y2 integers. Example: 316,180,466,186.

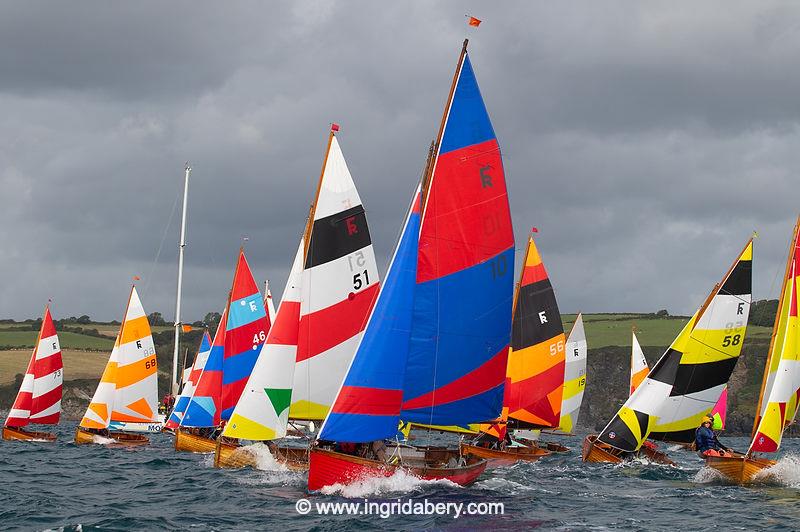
517,437,570,453
2,426,57,442
460,442,551,465
214,439,309,471
582,434,624,463
581,434,675,465
308,447,487,492
174,428,216,453
705,453,776,484
74,427,149,446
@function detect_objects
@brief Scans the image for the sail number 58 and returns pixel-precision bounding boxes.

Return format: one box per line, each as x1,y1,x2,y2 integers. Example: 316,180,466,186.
722,334,741,347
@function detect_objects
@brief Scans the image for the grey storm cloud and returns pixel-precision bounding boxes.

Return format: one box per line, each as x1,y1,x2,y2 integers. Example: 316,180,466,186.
1,1,800,323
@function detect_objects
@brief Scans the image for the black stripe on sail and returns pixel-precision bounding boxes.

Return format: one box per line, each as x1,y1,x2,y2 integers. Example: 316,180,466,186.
634,409,652,437
598,413,641,452
305,205,372,269
511,279,564,350
670,357,738,396
648,348,682,385
649,428,696,445
719,259,751,296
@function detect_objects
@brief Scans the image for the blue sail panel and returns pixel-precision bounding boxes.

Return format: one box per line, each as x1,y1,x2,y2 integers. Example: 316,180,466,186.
319,192,421,443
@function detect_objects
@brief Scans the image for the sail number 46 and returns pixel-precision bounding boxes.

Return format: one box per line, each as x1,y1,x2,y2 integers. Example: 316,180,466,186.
722,334,741,347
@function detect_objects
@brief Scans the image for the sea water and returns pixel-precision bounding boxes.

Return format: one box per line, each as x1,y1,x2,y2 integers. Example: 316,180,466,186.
2,423,800,530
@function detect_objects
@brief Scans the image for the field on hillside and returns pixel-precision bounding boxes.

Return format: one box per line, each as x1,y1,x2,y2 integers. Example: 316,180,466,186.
0,349,109,385
562,313,773,348
0,330,115,350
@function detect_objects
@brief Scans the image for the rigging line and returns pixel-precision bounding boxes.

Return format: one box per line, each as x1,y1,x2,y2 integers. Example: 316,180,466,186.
143,182,181,299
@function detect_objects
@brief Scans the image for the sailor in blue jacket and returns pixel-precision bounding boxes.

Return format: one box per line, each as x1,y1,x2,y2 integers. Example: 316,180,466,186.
695,416,730,457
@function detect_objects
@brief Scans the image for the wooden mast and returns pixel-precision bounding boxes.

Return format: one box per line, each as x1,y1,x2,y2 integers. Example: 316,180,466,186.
749,217,800,447
302,127,336,261
420,39,469,214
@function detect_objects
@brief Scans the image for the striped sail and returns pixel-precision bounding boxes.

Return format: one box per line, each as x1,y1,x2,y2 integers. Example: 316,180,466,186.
319,189,421,442
291,134,380,421
165,331,212,429
79,338,119,429
630,331,649,395
221,250,270,421
5,306,63,427
750,221,800,453
598,240,753,451
556,313,587,434
400,46,515,426
224,241,303,440
181,310,226,427
110,287,159,424
225,131,379,439
503,235,566,429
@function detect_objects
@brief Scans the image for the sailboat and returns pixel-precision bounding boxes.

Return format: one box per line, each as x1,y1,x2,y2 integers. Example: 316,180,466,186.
164,331,212,431
705,219,800,483
630,329,649,394
556,314,587,435
214,126,380,470
461,233,567,463
582,238,753,464
175,248,270,452
3,305,63,442
309,39,514,491
75,286,159,446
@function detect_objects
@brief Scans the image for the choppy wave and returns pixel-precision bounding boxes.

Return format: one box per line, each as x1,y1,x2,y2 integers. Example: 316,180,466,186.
319,469,459,498
5,427,800,529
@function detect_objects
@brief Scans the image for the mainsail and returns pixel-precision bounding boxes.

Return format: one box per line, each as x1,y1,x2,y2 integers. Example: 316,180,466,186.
5,306,63,427
749,219,800,453
165,331,212,430
321,40,514,440
556,313,587,434
502,235,566,429
224,128,379,440
399,42,515,427
80,286,159,429
597,239,753,451
220,250,270,420
630,330,649,395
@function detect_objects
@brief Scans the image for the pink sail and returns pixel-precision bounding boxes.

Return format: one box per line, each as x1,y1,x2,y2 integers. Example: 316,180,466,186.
710,387,727,430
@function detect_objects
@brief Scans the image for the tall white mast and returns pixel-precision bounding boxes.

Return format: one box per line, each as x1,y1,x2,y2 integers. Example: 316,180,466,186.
172,163,191,394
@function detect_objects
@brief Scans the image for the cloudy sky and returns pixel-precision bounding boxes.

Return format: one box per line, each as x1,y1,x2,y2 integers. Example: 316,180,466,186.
1,1,799,322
